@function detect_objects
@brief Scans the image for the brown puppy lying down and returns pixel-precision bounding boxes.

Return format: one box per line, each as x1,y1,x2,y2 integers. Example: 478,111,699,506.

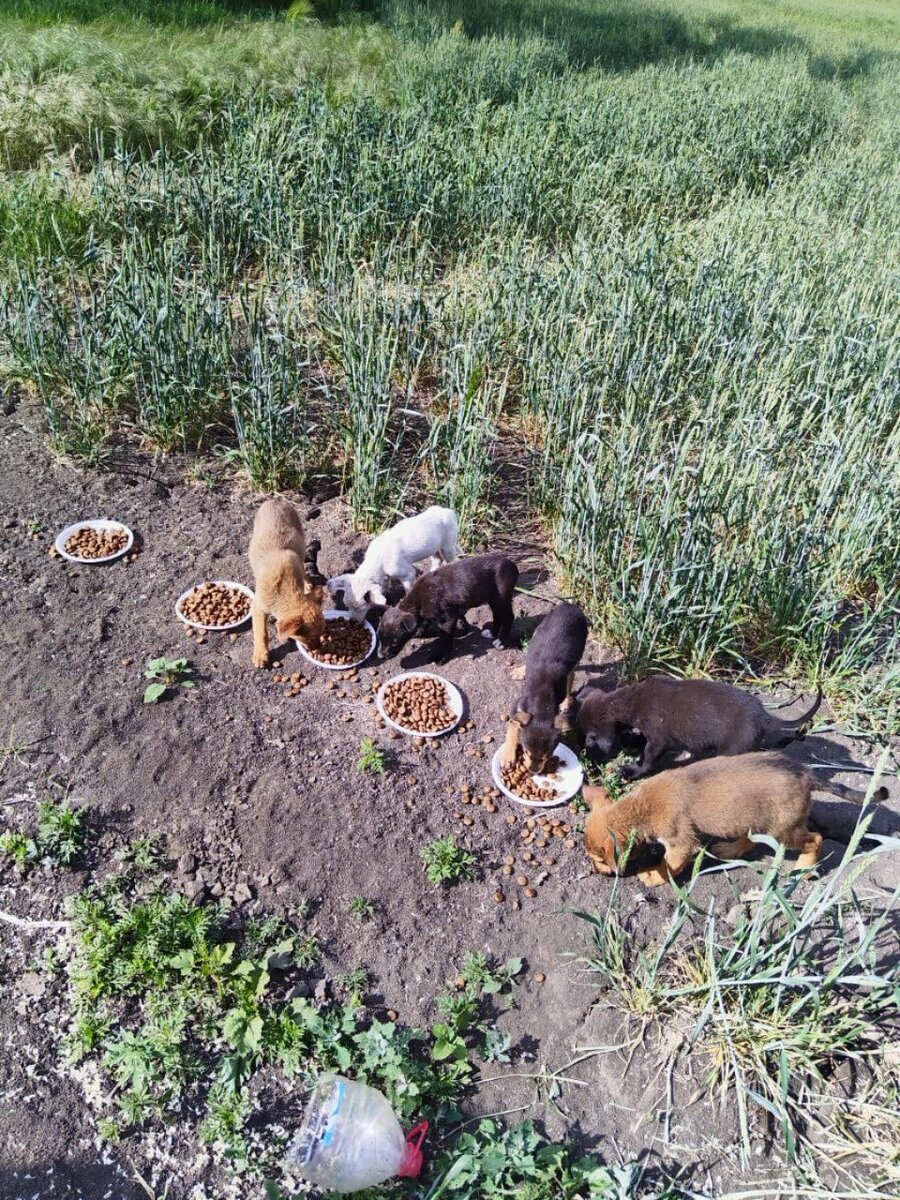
248,498,326,668
577,676,823,780
583,752,884,886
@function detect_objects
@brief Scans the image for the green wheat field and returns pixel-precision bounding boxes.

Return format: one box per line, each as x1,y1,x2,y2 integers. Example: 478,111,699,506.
1,0,898,728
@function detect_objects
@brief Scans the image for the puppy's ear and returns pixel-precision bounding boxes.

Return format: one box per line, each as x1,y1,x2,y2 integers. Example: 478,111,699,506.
513,709,532,726
307,584,325,606
583,784,611,812
400,612,418,633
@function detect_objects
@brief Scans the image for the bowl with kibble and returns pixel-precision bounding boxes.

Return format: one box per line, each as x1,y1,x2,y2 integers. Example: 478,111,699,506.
55,519,134,564
491,742,583,809
376,671,464,738
175,581,254,632
295,609,376,671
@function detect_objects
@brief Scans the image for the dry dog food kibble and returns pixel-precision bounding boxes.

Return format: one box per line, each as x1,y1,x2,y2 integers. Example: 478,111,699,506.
500,751,563,802
305,617,372,665
180,582,251,627
65,526,128,560
382,675,456,734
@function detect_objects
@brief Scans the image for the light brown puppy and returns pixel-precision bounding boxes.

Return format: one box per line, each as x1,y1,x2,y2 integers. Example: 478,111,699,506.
248,498,326,668
583,752,881,886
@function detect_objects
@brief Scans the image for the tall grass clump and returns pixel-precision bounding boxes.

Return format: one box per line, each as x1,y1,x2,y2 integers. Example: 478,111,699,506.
577,773,900,1183
1,0,899,724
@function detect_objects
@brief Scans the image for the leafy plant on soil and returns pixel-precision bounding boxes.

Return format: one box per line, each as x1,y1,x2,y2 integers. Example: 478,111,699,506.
421,837,476,885
421,1118,644,1199
357,736,386,775
0,796,87,871
63,873,472,1173
435,951,524,1066
576,792,900,1182
348,895,375,920
143,656,195,704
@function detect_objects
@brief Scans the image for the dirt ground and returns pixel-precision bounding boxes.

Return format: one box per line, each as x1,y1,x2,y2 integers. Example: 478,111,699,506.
1,396,898,1200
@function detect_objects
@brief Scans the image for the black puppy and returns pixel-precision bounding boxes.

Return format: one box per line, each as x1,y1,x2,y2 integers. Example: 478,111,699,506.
577,676,823,780
377,552,519,664
501,602,589,773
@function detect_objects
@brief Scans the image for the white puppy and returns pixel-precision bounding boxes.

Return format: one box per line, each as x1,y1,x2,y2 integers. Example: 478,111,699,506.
328,506,459,620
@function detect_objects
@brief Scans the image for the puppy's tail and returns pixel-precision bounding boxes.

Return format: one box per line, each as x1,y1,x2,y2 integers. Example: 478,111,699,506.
770,686,824,736
812,778,889,804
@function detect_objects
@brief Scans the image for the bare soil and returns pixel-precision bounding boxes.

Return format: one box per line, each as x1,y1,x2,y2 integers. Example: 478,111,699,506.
1,397,898,1199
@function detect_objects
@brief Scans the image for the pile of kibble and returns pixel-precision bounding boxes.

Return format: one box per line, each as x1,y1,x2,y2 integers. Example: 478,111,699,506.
179,582,251,627
500,751,563,802
304,617,372,665
64,525,128,560
381,674,457,734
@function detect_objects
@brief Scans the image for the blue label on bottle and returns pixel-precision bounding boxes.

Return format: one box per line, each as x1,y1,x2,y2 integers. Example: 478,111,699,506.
319,1078,345,1149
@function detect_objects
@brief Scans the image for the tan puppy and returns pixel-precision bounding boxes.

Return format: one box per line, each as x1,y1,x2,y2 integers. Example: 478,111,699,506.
248,498,326,668
583,752,880,886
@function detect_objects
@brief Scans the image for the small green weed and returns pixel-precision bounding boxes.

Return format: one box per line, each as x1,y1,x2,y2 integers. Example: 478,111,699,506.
293,934,321,969
356,737,386,775
422,1117,645,1198
347,895,375,920
143,657,195,704
421,836,476,885
1,796,87,870
114,834,162,870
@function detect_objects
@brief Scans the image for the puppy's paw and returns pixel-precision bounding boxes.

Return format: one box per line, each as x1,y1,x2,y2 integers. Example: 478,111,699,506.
492,638,506,649
619,762,642,782
252,652,270,669
637,867,669,887
481,627,494,640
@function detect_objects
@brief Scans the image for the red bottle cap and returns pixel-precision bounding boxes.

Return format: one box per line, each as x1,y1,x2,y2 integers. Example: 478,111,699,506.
397,1120,428,1178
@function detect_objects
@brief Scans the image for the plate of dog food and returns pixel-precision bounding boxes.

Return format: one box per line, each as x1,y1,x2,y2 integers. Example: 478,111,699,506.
295,609,377,671
175,581,254,632
491,742,583,809
376,671,464,738
55,519,134,564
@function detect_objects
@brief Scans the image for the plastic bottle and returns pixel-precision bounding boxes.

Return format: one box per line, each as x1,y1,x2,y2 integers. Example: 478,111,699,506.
287,1074,428,1194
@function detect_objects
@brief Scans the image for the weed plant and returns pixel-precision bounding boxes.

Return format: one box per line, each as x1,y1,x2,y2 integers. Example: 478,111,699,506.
421,836,477,885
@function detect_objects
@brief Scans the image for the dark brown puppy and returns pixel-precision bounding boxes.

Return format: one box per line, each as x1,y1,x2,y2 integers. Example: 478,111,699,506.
377,552,519,664
501,603,588,773
577,676,823,780
583,751,882,886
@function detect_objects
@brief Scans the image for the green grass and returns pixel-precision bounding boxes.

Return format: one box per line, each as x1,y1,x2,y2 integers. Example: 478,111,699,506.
1,0,898,726
575,784,900,1186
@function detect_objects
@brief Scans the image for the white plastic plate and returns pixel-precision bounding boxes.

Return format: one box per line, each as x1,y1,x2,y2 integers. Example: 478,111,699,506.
295,609,377,671
55,519,134,564
491,741,583,809
175,580,254,632
376,670,464,738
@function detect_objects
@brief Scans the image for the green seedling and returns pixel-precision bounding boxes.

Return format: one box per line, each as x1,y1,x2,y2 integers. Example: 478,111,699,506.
421,837,476,885
356,737,386,775
347,896,375,920
144,657,195,704
1,796,86,870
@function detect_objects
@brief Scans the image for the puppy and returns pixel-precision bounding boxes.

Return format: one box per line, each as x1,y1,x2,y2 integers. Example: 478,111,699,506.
501,603,588,773
377,552,518,664
328,506,459,620
583,751,883,886
578,676,823,780
248,498,326,668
